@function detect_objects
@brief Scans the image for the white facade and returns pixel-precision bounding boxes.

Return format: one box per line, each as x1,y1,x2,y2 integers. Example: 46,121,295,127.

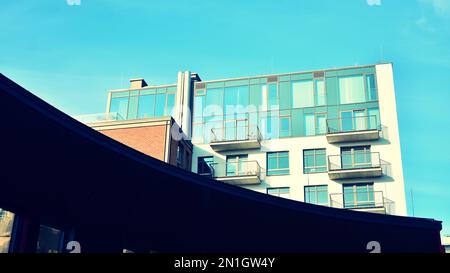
191,63,408,216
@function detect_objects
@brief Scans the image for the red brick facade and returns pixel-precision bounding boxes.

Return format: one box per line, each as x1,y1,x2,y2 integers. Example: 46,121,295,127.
99,125,167,161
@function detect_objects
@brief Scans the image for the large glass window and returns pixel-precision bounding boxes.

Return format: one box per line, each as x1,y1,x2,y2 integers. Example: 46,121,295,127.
226,155,248,176
37,225,65,253
304,113,315,136
303,149,327,173
268,83,278,110
197,156,214,175
267,152,289,176
343,183,375,208
338,75,365,104
292,80,314,108
315,113,327,135
305,185,328,206
280,116,291,137
137,95,156,119
155,93,166,117
366,74,378,101
267,187,290,199
340,109,367,132
341,146,372,169
315,79,326,106
109,97,129,120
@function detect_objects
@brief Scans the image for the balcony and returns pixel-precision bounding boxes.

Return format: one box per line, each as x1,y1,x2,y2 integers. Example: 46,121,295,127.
210,125,262,152
329,191,395,215
326,115,381,143
210,160,262,185
328,152,383,180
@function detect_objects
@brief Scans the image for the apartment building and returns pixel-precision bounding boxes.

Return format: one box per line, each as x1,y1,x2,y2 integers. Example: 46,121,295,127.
83,63,407,216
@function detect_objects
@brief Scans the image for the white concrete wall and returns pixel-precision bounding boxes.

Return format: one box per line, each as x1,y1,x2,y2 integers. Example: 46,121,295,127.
191,63,408,216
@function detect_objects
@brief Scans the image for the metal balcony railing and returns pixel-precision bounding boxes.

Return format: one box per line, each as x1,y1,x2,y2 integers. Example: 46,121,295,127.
73,112,124,124
209,160,261,179
329,191,395,215
211,124,262,143
328,152,381,171
327,115,380,134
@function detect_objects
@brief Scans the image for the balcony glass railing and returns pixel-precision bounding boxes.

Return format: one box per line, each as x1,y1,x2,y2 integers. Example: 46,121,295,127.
328,152,381,171
209,160,261,179
329,191,395,214
211,124,262,143
73,112,124,124
327,115,380,134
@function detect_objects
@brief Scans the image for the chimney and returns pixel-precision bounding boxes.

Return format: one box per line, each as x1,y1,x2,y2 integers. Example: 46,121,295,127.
130,78,148,89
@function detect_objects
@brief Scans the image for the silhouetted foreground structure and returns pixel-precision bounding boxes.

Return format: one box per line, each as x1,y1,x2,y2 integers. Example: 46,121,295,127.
0,74,443,253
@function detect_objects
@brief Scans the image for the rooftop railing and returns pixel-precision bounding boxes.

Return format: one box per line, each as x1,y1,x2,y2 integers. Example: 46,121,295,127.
73,112,124,124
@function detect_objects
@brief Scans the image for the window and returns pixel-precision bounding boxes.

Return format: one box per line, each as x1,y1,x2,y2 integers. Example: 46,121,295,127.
305,185,328,206
176,145,185,168
109,96,129,120
292,80,314,108
366,74,378,101
267,152,289,175
343,183,375,208
137,95,155,119
197,156,214,176
340,109,367,132
226,155,248,176
338,75,365,104
280,116,291,137
315,79,326,106
37,225,65,253
304,113,315,136
268,83,278,110
315,113,327,135
341,146,372,169
267,187,290,199
368,108,380,130
0,209,14,253
303,149,327,173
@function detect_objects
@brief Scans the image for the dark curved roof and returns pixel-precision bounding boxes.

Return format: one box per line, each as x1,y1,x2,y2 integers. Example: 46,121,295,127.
0,73,442,253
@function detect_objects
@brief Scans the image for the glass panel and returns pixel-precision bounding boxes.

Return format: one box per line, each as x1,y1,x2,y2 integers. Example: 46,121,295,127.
339,75,365,104
340,111,353,132
317,190,328,205
368,108,380,130
137,95,155,119
225,120,236,141
37,225,64,253
366,74,378,101
268,83,278,110
279,155,289,169
155,93,166,117
316,114,327,135
165,93,175,116
127,95,139,120
304,113,315,136
354,110,366,131
194,96,204,117
292,80,314,108
279,82,291,110
192,124,203,143
109,97,129,120
280,116,290,137
315,79,326,106
236,119,248,140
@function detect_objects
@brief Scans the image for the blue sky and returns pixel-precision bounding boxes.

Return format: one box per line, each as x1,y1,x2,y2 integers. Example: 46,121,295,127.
1,0,449,235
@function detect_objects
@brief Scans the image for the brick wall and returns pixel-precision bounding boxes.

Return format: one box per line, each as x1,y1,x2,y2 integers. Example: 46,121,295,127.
99,125,168,161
